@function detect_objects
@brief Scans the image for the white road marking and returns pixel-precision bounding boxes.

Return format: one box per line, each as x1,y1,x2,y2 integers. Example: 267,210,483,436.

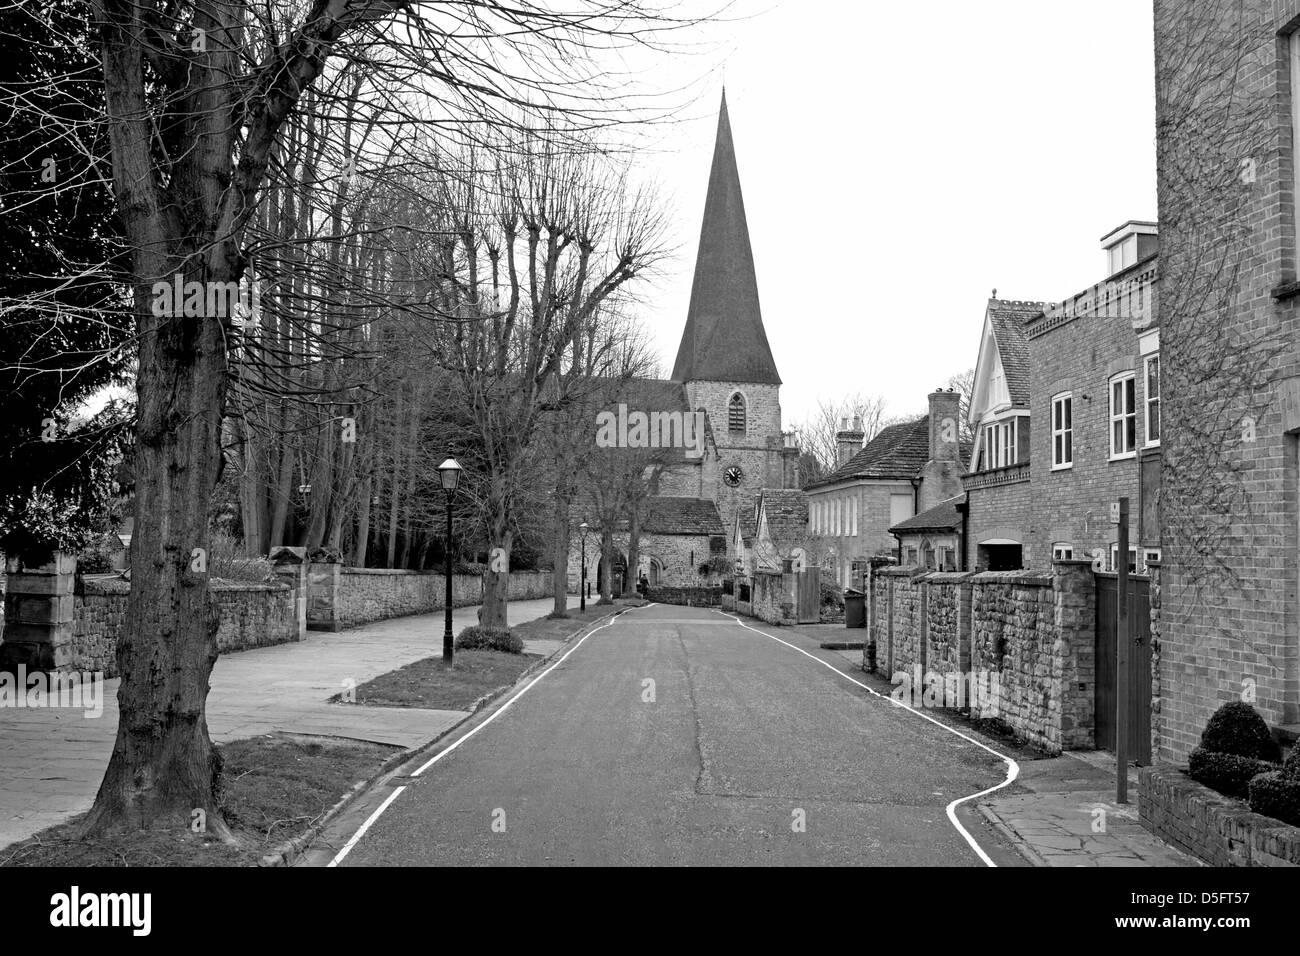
327,604,650,866
713,610,1020,868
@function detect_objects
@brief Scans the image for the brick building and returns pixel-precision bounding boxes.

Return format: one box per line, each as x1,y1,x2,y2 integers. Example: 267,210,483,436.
962,227,1162,574
805,389,966,585
1151,0,1300,760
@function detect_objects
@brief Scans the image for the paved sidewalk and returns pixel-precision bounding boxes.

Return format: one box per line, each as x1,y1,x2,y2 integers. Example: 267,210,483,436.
0,596,570,850
979,751,1201,867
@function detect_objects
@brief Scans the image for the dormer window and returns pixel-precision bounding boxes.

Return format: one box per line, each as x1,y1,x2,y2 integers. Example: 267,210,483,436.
728,392,746,433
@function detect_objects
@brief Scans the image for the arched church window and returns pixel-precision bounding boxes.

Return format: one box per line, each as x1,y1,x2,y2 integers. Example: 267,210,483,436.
728,393,746,433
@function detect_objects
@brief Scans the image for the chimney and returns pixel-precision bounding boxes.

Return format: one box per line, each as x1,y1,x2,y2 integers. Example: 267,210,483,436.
835,415,864,467
928,388,962,462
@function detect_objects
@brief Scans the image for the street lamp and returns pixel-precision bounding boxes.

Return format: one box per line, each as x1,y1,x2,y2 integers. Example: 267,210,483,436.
438,457,462,663
578,521,589,613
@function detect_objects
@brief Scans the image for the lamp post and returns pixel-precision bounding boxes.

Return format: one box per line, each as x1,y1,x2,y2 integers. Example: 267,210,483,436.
579,521,590,612
438,457,462,664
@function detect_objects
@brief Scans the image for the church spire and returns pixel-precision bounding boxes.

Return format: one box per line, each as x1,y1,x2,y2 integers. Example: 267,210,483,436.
671,92,781,385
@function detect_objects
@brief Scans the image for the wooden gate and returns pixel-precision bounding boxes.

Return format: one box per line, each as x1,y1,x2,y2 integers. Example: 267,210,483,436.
1094,573,1152,764
795,567,820,624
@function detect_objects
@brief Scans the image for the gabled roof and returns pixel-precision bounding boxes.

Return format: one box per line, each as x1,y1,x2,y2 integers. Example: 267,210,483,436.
986,300,1040,407
671,91,781,386
573,496,724,536
644,497,725,536
806,417,932,488
756,489,807,554
890,495,965,534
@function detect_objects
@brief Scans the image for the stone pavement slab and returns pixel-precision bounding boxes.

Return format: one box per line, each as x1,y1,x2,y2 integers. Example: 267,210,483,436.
0,596,570,850
980,751,1201,867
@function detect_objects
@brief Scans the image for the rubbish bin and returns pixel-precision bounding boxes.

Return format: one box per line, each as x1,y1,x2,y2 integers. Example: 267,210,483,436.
844,587,866,628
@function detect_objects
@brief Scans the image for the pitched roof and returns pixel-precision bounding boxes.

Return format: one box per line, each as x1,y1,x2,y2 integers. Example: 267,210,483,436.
757,489,807,553
807,416,932,488
890,495,965,534
670,92,782,386
644,497,725,536
986,299,1041,407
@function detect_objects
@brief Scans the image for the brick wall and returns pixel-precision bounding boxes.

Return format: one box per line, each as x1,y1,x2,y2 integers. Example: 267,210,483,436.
1154,0,1300,761
1024,285,1153,566
1140,765,1300,866
963,466,1034,569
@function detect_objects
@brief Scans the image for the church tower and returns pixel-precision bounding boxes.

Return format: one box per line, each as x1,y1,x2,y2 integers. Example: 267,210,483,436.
672,91,792,535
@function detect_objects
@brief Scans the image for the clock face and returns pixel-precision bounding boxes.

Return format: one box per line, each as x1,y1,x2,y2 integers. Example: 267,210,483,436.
723,465,744,487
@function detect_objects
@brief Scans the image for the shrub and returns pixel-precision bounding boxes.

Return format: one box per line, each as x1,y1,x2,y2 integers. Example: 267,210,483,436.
1199,701,1280,761
208,528,272,583
1285,747,1300,780
454,625,523,654
1247,771,1300,828
820,581,845,608
1188,747,1279,798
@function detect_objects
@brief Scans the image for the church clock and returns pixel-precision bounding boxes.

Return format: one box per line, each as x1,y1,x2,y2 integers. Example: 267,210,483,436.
723,465,744,487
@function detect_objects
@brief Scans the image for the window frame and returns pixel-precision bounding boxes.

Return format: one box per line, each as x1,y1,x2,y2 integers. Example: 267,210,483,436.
1052,543,1074,561
727,391,747,434
1109,543,1138,574
1050,392,1073,470
1109,371,1137,460
1144,354,1161,448
1142,548,1161,573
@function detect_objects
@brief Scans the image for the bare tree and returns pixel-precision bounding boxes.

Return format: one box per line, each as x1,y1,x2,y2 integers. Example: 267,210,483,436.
795,393,888,479
0,0,711,838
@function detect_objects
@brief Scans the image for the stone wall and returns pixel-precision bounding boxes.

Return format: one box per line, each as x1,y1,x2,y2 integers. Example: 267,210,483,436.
68,576,299,677
1140,765,1300,866
334,567,552,629
646,585,720,607
867,561,1095,753
749,570,796,625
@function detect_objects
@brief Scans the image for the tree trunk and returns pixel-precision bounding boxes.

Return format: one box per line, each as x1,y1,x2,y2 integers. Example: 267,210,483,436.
624,505,641,598
552,489,571,615
82,266,232,838
598,529,614,604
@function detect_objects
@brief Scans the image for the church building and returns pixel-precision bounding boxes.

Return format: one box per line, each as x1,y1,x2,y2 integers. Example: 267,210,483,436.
566,92,801,592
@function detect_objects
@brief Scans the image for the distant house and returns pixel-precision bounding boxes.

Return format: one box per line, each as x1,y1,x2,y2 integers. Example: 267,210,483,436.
962,223,1161,572
805,389,967,586
890,495,964,570
741,488,809,574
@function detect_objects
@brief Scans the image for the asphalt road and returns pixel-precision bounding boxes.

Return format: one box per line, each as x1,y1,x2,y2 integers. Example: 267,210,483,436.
333,604,1021,866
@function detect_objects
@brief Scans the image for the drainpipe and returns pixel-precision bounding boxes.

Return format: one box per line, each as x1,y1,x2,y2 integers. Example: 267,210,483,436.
955,499,969,572
893,532,902,565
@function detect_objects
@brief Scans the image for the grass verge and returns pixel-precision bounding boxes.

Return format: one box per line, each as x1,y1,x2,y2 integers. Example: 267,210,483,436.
346,599,632,710
0,733,397,867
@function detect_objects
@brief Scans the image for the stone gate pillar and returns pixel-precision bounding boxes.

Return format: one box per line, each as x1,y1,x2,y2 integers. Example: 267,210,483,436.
0,551,77,672
306,548,343,632
269,546,308,641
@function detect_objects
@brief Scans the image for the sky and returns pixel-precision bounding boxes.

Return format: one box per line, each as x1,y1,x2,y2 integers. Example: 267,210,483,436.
631,0,1158,428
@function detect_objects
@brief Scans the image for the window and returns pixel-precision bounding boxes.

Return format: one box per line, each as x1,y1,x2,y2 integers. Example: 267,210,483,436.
1109,544,1138,574
1051,393,1073,469
905,547,918,567
1142,548,1161,572
1109,372,1137,458
727,392,746,433
980,418,1018,470
1144,355,1161,447
1052,543,1074,561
